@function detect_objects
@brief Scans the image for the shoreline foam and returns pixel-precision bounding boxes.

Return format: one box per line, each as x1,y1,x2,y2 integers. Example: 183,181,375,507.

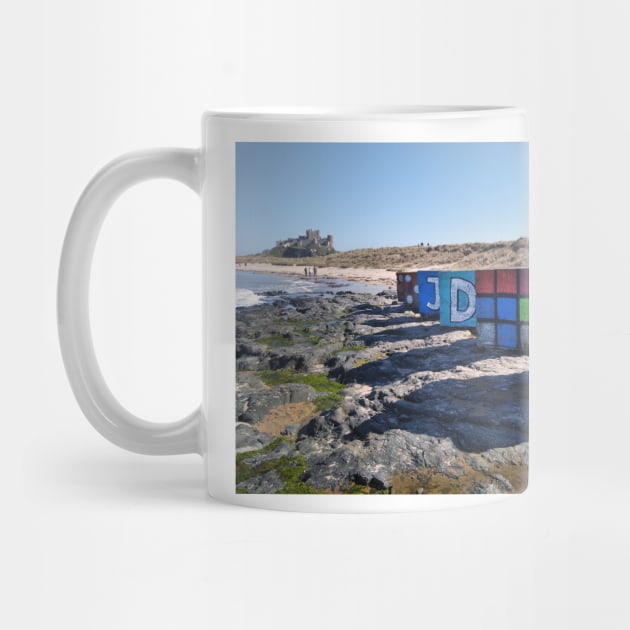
236,262,396,289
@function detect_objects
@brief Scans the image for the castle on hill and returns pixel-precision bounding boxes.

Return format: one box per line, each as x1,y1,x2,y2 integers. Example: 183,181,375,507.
274,228,335,257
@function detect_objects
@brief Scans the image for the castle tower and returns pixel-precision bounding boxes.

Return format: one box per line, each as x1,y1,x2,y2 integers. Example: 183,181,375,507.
305,228,320,244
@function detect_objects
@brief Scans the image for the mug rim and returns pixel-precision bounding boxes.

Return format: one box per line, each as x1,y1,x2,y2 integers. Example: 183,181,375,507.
205,105,523,121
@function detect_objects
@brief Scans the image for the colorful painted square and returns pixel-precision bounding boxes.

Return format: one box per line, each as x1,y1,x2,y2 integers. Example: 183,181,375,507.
519,297,529,322
496,269,518,294
518,268,529,296
417,271,441,315
475,269,496,294
475,269,529,352
397,271,418,308
497,323,518,349
404,289,419,308
477,296,496,319
439,271,477,327
497,297,518,321
396,273,406,302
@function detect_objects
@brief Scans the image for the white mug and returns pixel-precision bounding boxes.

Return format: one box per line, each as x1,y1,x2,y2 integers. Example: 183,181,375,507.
59,107,529,512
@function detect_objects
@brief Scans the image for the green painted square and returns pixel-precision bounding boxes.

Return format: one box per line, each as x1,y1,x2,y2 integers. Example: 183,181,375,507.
519,297,529,322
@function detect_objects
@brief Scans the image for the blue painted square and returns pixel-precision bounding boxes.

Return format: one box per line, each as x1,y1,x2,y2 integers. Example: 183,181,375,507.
497,323,518,349
417,271,441,315
497,297,517,321
439,271,477,327
477,296,496,319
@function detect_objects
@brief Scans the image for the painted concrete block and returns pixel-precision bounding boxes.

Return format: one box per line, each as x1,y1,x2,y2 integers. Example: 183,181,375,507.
396,267,529,353
396,271,419,309
439,271,477,327
417,271,441,315
475,268,529,353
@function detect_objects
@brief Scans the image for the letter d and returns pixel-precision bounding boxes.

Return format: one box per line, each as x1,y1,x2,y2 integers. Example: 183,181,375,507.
450,277,477,324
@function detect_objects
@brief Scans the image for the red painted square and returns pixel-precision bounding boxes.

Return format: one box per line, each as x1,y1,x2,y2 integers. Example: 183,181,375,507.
518,268,529,296
496,269,517,294
475,270,496,294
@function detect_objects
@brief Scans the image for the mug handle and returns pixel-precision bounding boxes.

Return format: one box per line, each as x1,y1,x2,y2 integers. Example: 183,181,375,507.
58,149,203,455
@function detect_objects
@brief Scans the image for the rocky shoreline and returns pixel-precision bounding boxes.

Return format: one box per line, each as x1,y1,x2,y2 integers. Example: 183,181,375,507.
236,290,528,495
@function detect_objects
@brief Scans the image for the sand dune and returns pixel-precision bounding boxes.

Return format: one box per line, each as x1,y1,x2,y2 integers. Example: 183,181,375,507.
236,238,529,289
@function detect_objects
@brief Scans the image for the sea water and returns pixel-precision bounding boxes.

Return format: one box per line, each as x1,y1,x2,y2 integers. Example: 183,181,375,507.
236,270,387,307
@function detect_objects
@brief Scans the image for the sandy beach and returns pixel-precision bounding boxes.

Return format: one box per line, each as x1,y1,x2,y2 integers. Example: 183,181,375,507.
236,262,396,289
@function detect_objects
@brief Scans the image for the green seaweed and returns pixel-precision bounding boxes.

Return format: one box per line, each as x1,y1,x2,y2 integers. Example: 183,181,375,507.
258,369,344,413
257,335,295,348
345,481,391,495
332,343,368,355
236,437,324,494
259,369,342,394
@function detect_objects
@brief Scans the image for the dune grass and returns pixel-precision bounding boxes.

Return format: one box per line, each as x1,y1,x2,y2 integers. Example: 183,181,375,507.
237,238,528,271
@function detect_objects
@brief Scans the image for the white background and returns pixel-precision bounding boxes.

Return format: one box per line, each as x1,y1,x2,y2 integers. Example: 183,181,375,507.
1,1,628,628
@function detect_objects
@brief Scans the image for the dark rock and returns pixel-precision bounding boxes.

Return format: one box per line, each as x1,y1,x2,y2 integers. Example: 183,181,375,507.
243,439,296,468
236,355,266,371
489,473,513,492
261,290,288,296
236,423,275,453
237,470,285,494
299,415,333,438
331,406,347,425
282,423,301,437
239,383,318,424
352,472,370,486
299,446,360,491
296,436,332,460
471,481,503,494
236,291,529,495
235,372,266,417
369,475,391,492
268,345,336,372
236,342,267,358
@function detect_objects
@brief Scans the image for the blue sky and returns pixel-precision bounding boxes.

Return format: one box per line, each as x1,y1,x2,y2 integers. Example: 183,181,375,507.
236,142,528,255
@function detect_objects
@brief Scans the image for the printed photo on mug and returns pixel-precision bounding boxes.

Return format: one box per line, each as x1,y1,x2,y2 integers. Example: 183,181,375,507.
59,107,529,510
234,140,529,495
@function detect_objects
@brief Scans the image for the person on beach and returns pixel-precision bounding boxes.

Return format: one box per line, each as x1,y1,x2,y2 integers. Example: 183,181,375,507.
313,266,317,278
304,267,308,277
